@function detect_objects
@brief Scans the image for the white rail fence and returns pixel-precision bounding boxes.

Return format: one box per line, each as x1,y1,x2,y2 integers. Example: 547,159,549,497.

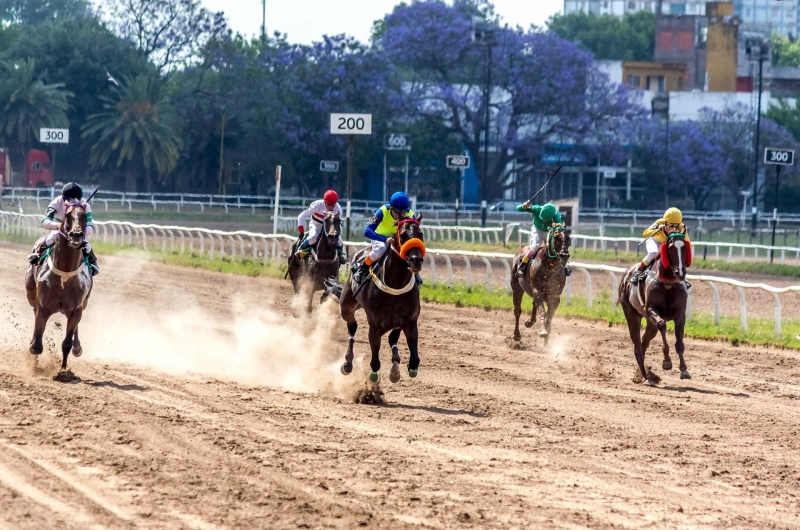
2,212,798,338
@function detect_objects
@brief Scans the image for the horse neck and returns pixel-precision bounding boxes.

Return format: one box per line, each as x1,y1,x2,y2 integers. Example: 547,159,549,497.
538,235,560,266
382,243,411,288
656,254,677,281
315,228,337,258
53,233,83,272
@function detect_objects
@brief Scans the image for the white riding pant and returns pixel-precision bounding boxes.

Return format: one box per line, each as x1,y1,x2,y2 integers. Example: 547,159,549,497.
528,228,548,252
643,237,660,264
367,240,388,262
306,222,343,247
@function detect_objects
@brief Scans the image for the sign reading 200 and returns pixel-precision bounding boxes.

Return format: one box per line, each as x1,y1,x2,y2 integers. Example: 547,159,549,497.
329,113,372,135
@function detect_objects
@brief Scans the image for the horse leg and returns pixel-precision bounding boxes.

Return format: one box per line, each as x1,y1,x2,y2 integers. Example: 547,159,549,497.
640,322,661,385
674,312,690,379
72,326,82,358
525,290,539,329
541,296,560,345
341,320,357,375
621,304,648,384
60,310,82,372
388,328,402,384
29,307,50,355
367,326,382,383
645,307,670,364
512,280,524,341
403,320,420,378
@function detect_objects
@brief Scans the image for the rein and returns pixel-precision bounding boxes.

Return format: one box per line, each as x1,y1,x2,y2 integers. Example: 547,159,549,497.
546,226,566,259
311,214,340,264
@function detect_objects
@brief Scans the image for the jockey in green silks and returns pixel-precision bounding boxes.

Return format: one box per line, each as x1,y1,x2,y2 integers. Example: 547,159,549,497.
515,200,571,278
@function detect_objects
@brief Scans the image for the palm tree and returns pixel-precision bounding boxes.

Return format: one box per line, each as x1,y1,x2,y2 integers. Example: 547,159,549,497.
0,58,72,163
82,75,181,192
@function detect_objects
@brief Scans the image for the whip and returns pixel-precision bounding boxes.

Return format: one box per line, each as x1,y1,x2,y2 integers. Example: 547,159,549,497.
526,166,562,204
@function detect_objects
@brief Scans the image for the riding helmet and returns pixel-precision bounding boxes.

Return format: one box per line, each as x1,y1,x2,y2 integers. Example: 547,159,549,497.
663,207,683,224
540,203,557,221
389,192,410,210
323,189,339,205
62,182,83,201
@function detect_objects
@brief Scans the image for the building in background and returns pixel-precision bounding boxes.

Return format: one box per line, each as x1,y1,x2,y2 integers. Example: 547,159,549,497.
564,0,711,17
623,61,689,93
733,0,799,37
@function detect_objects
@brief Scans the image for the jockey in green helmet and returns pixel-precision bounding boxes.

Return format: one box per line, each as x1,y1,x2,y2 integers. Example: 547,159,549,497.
515,200,571,278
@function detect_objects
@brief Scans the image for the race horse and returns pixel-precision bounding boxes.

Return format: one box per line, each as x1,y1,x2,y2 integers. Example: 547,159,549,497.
511,225,570,346
25,202,93,380
333,216,425,384
287,211,342,317
618,232,691,385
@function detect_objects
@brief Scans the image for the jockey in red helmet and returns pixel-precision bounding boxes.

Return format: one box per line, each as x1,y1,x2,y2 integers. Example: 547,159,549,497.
295,189,346,264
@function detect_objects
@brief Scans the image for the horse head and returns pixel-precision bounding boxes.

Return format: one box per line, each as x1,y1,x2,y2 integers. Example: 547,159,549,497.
62,202,87,249
662,232,690,281
323,210,341,245
549,225,570,264
395,214,425,275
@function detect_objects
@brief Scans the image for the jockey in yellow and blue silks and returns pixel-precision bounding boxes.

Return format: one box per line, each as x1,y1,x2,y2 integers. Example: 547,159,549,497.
352,191,421,286
630,207,691,286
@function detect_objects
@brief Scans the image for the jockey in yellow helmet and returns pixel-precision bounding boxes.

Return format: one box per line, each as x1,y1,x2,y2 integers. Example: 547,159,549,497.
629,207,691,285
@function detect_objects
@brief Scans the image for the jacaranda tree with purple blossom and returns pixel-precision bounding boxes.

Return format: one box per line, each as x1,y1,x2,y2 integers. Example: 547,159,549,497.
379,0,643,199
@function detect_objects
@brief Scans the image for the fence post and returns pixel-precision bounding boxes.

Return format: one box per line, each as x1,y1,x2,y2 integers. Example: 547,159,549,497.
481,257,492,292
771,292,781,338
580,267,592,309
443,254,454,289
736,286,748,334
608,271,618,310
463,256,472,288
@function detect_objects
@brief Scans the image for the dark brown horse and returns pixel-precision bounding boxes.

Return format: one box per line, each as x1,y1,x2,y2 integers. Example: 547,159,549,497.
336,216,425,384
511,226,570,345
618,233,691,385
25,202,93,380
287,211,342,317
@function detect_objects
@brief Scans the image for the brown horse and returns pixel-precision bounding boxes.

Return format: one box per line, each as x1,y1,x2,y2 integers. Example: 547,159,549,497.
25,202,93,380
618,233,691,385
334,216,425,384
287,211,342,317
511,226,570,345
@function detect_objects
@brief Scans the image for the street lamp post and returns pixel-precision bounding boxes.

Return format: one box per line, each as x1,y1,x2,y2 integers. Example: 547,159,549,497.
748,39,769,235
473,17,496,228
651,95,670,209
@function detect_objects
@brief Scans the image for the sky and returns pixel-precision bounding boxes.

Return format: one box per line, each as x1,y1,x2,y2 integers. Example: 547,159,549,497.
201,0,563,44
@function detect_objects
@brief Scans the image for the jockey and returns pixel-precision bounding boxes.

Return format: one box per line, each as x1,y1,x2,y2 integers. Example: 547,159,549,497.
295,189,346,265
27,182,99,276
352,191,421,286
515,200,572,278
630,207,691,285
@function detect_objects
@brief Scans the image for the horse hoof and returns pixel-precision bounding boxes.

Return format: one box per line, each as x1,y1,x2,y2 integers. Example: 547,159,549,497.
389,362,401,384
341,363,353,376
680,371,692,380
525,321,534,329
645,379,657,387
72,347,83,358
369,372,380,383
538,330,549,338
408,368,418,379
53,370,80,383
29,345,42,355
662,360,673,371
513,332,521,341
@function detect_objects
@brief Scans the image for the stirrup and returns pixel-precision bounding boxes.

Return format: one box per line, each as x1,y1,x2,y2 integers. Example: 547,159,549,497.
516,262,528,277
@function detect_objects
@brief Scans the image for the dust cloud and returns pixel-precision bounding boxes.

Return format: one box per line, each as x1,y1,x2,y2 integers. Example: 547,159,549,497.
77,268,355,396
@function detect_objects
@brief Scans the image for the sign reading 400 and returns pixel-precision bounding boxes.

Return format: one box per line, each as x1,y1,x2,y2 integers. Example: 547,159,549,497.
764,147,795,166
330,113,372,135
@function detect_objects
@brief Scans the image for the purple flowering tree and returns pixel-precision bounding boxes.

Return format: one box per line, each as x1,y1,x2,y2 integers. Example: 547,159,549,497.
379,0,643,199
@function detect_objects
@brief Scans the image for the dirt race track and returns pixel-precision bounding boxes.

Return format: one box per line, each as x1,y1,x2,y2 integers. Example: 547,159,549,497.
1,243,800,529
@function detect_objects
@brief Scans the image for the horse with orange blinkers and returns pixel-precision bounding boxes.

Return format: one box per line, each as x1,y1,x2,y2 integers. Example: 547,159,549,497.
333,216,426,385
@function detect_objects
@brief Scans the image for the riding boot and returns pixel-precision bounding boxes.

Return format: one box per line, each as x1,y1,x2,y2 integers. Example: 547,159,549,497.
336,246,348,265
353,262,370,285
295,239,312,259
629,263,647,285
83,244,100,276
516,260,529,278
28,241,52,265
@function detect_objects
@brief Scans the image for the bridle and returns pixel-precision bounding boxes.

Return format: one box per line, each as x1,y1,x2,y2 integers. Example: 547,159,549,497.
545,225,568,259
391,217,426,266
311,212,341,265
59,202,87,247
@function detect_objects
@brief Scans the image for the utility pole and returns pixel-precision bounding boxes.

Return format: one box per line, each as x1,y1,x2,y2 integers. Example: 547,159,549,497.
472,16,496,228
261,0,266,42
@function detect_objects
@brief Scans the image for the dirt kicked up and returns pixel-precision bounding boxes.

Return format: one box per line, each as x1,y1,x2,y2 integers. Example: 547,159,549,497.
0,243,799,529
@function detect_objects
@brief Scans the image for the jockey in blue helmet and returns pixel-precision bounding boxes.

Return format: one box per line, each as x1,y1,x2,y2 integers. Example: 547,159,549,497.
352,191,421,286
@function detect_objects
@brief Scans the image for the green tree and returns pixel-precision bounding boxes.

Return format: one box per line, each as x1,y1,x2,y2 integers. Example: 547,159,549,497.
771,33,800,67
82,75,181,192
767,98,800,141
0,58,72,165
4,17,155,181
0,0,90,25
547,11,655,62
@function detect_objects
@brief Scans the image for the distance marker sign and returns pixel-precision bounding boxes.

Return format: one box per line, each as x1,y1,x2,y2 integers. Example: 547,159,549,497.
446,155,470,169
764,147,794,166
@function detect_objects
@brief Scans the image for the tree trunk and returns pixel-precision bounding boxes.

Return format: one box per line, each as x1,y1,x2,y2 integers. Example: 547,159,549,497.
125,164,138,193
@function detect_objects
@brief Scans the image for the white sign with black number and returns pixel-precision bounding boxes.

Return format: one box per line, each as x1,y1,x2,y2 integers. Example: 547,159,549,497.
446,155,470,169
384,133,411,151
603,170,616,179
330,113,372,135
319,160,339,172
764,147,795,166
40,128,69,144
